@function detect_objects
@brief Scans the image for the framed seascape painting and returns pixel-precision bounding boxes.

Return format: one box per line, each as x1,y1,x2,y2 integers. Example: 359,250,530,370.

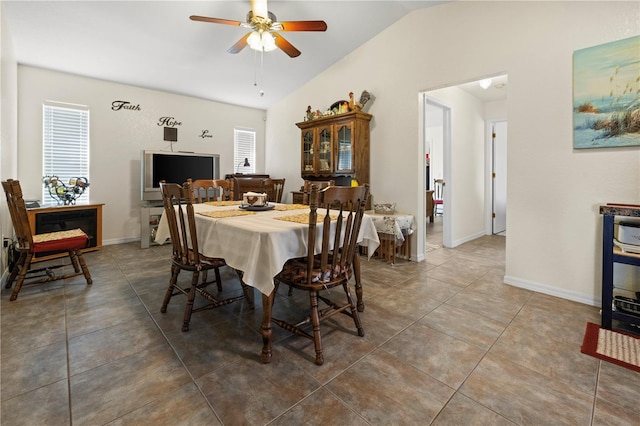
573,35,640,149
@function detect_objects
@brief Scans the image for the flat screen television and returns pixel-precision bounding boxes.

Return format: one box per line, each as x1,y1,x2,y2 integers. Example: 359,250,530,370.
141,150,220,201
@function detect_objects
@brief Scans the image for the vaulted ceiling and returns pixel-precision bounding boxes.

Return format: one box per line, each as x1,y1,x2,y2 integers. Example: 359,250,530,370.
3,1,453,110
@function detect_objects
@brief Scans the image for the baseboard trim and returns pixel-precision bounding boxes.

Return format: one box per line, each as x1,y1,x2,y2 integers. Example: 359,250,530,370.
452,231,486,248
103,237,140,246
504,274,600,307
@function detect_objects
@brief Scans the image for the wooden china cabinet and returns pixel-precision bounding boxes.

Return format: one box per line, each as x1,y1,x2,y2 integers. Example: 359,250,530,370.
295,111,372,190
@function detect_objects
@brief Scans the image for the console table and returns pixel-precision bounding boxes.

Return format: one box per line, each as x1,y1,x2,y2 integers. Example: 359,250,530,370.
27,203,103,262
599,204,640,331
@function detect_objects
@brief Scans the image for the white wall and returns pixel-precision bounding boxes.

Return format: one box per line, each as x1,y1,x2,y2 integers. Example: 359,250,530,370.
265,1,640,305
17,66,266,244
1,2,19,277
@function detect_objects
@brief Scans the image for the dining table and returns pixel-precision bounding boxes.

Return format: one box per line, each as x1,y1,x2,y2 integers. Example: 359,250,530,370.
154,201,380,363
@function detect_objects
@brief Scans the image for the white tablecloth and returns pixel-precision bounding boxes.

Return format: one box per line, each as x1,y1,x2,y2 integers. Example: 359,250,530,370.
364,210,416,243
155,203,380,295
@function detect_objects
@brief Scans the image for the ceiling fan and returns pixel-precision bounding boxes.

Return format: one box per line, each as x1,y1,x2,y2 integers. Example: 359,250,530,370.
190,0,327,58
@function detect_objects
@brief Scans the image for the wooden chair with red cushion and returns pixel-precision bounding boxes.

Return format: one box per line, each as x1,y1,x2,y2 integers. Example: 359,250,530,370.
2,179,92,301
433,179,444,215
271,184,369,365
159,180,253,332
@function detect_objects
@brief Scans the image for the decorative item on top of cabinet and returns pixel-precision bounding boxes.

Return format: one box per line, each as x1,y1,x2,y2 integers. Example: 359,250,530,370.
296,111,372,190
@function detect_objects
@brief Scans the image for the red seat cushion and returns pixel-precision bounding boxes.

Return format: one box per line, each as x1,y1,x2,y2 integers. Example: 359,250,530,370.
31,228,89,253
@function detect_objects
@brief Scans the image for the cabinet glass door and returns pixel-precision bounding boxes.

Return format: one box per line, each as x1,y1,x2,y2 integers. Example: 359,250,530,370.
318,126,332,173
302,130,314,173
335,123,353,172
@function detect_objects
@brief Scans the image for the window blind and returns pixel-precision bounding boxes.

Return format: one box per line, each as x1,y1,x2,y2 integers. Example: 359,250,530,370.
234,128,256,174
43,102,90,202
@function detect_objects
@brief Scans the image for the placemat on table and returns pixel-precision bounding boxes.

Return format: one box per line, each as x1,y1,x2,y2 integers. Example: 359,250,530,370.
274,204,309,211
275,213,338,224
198,210,255,219
204,200,242,206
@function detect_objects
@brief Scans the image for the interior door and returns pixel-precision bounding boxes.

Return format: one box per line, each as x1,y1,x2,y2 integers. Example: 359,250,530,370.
492,121,507,235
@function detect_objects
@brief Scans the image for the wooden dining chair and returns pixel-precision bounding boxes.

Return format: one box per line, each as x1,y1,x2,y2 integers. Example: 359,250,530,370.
187,178,231,290
262,178,285,203
426,189,435,222
190,179,230,203
301,179,334,204
271,184,369,365
233,176,267,200
2,179,92,301
433,179,444,215
159,180,253,332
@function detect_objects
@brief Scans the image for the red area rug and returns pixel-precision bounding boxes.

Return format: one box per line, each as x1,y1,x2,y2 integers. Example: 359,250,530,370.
581,322,640,372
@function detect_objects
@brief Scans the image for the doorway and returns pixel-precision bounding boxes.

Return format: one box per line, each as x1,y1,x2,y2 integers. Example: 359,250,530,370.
422,74,508,252
424,97,452,248
491,120,507,235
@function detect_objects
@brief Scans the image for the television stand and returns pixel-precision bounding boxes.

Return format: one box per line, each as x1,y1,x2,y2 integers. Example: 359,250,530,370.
141,200,165,249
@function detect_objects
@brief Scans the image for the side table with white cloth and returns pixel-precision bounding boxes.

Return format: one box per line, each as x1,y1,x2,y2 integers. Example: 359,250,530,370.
364,210,416,264
154,201,380,363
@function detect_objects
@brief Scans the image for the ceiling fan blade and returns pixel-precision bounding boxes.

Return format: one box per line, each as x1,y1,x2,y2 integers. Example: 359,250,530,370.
251,0,269,19
189,15,243,26
274,33,301,58
278,20,328,32
228,33,251,54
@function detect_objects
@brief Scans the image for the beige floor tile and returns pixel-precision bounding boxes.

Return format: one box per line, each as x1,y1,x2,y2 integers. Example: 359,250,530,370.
592,396,640,426
2,233,636,425
70,343,192,425
197,354,321,425
1,340,67,400
420,303,506,350
460,353,594,425
104,382,222,426
596,361,640,412
1,380,70,426
68,315,167,376
432,393,516,426
270,387,369,426
490,323,600,395
65,294,150,338
327,349,455,424
381,322,486,389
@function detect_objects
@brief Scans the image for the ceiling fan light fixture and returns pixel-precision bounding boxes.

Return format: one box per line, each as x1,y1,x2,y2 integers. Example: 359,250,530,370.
479,78,492,90
248,30,277,52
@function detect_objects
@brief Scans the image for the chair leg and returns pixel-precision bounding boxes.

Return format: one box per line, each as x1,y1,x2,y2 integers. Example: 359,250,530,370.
161,264,180,313
309,290,324,365
5,252,27,289
240,281,255,310
344,283,364,337
353,255,364,312
68,250,81,273
182,271,200,332
214,267,223,292
10,253,34,301
75,250,92,285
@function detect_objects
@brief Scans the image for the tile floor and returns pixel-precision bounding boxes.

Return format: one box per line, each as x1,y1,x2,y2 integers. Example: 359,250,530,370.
1,218,639,425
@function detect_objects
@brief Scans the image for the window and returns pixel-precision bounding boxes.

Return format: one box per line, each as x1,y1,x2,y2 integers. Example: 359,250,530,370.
234,127,256,174
43,101,90,203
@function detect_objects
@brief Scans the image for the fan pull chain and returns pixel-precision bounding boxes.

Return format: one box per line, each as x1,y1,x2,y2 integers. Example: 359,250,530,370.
252,49,265,97
253,49,258,88
259,49,265,97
